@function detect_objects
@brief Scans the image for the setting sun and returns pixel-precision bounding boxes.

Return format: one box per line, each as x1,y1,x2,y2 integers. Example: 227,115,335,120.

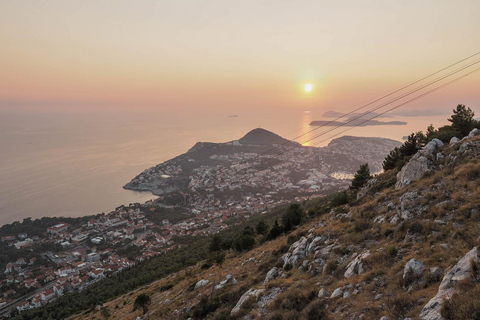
304,83,313,92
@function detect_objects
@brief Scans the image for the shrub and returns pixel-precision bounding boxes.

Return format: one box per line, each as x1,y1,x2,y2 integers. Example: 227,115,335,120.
387,246,398,256
331,191,349,206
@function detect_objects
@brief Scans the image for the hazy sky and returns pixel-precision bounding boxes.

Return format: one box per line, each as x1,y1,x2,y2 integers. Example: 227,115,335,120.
1,0,479,115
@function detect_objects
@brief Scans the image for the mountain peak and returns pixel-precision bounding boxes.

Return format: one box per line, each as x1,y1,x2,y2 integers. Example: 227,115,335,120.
237,128,291,146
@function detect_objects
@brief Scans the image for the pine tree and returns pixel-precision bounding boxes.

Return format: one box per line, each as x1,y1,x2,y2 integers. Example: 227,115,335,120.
448,104,476,137
209,234,222,254
383,147,401,171
134,293,151,314
399,133,420,157
256,219,269,236
350,163,371,190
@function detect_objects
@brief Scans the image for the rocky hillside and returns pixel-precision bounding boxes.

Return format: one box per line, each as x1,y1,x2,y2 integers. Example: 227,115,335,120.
73,129,480,320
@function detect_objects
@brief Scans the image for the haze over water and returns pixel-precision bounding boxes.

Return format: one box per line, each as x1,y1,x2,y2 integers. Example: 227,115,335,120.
0,108,451,226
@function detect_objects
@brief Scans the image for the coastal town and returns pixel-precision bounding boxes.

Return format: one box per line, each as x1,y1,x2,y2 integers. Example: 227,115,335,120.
0,188,320,316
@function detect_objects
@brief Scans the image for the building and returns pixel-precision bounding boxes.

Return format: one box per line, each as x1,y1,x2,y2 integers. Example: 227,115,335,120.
47,223,70,235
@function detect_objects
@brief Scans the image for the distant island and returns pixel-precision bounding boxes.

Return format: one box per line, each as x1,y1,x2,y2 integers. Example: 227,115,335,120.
310,119,407,127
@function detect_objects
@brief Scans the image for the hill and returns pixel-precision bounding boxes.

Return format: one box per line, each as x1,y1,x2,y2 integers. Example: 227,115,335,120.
66,130,480,320
237,128,295,146
123,129,400,216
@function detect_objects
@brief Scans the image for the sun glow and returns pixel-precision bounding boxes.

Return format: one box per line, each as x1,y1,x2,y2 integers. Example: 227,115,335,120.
304,83,313,92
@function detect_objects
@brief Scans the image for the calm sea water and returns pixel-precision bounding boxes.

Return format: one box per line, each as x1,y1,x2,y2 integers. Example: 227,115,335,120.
0,109,445,226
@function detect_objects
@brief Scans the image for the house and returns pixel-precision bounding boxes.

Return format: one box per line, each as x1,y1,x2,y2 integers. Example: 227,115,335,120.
89,269,105,279
4,289,16,297
47,223,70,235
16,257,26,265
41,288,55,301
31,295,42,308
1,236,15,242
5,263,12,273
53,284,64,296
16,301,30,311
24,279,37,289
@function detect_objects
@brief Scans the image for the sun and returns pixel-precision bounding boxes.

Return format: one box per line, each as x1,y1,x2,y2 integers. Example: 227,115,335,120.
304,83,313,92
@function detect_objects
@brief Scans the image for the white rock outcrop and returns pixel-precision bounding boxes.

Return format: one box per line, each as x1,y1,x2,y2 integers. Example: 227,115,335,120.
468,128,479,138
264,267,280,285
330,287,343,298
344,251,371,278
215,274,237,290
194,279,209,289
396,139,444,189
231,288,265,315
403,258,424,288
420,247,480,320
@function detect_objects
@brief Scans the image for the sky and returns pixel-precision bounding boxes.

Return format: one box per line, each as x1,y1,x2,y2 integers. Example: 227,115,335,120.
1,0,479,117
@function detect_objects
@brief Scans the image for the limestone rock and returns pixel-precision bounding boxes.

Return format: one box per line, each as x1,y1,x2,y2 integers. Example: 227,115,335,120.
215,274,237,290
307,236,325,254
344,251,371,278
231,288,265,315
194,279,209,289
318,288,328,299
420,247,480,320
468,128,479,138
449,137,460,145
264,267,280,285
330,287,343,298
403,258,424,287
396,155,433,189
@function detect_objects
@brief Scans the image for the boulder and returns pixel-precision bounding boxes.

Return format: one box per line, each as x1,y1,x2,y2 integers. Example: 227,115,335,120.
307,236,325,254
231,288,265,315
215,274,237,290
396,155,433,189
344,251,371,278
194,279,209,289
403,258,424,287
281,236,309,268
420,247,480,320
330,287,343,298
318,288,328,299
264,267,280,285
449,137,460,145
468,128,479,138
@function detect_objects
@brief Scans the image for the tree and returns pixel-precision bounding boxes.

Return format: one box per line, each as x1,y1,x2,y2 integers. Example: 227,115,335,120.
282,203,304,227
399,133,421,157
383,147,402,171
350,163,371,190
256,219,269,236
448,104,476,137
267,220,284,240
134,293,151,314
209,234,222,254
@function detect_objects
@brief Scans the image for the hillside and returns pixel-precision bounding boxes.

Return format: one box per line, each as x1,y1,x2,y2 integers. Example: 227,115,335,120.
71,130,480,320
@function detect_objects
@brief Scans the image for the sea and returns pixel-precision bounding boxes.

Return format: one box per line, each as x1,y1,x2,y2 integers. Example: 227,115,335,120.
0,109,448,226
